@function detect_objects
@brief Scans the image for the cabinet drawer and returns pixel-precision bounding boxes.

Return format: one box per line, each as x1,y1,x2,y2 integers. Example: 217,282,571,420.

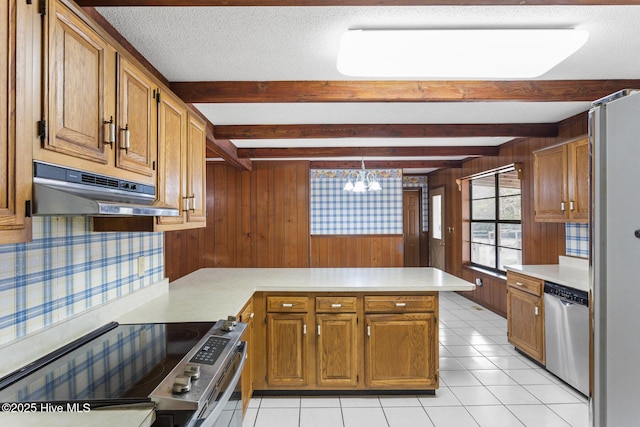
506,272,543,296
364,295,435,313
266,296,309,312
316,296,357,313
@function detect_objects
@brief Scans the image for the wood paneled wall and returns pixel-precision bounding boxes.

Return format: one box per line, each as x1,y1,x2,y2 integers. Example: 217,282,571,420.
310,235,403,267
165,161,310,280
428,113,588,316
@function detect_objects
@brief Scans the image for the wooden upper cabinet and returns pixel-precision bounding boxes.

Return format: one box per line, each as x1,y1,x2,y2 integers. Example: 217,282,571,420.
186,112,207,224
0,0,32,244
534,144,567,222
116,55,157,178
534,136,589,223
156,90,187,227
567,137,589,222
45,0,111,164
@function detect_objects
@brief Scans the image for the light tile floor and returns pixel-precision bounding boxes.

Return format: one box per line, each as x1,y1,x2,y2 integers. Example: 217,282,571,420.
242,292,589,427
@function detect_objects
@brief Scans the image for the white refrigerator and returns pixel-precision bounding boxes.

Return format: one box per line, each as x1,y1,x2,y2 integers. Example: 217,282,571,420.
590,89,640,427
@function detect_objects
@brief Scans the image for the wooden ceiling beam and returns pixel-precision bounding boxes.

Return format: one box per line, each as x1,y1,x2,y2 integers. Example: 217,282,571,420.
170,80,640,103
214,123,557,139
237,146,499,158
205,124,253,170
310,160,463,169
76,1,640,6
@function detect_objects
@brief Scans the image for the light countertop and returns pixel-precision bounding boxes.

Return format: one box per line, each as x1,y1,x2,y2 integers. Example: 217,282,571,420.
117,267,476,324
505,256,589,293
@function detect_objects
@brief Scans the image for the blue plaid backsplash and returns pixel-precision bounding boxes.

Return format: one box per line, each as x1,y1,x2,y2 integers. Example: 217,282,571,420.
566,223,589,258
310,170,403,234
0,217,164,346
402,175,429,232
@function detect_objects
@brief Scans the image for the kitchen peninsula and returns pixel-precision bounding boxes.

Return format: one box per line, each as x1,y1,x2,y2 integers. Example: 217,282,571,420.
119,268,475,395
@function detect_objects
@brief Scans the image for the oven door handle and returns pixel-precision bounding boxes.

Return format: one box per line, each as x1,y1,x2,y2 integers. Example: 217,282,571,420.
197,342,248,427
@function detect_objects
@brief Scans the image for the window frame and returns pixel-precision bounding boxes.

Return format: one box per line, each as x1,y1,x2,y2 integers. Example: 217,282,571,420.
467,165,522,274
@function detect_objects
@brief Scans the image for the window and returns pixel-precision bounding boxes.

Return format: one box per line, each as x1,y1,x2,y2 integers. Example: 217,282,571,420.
469,168,522,273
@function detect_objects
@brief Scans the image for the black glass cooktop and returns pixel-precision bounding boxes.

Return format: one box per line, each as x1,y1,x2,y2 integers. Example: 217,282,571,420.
0,322,217,403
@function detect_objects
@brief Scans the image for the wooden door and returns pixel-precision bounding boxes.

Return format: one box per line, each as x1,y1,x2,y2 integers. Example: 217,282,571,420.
429,186,445,270
46,0,109,164
568,137,589,222
186,113,207,224
316,314,358,388
403,189,421,266
0,0,32,244
507,287,545,364
365,313,437,388
156,90,186,226
266,313,308,387
117,55,156,177
534,144,568,222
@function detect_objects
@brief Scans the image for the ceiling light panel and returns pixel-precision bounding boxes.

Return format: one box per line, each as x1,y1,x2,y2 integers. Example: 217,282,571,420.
337,29,588,78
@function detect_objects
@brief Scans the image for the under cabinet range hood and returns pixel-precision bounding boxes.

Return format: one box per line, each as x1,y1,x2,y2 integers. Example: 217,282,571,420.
32,161,179,217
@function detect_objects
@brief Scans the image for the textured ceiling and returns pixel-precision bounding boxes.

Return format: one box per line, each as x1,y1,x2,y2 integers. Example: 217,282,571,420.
95,5,640,172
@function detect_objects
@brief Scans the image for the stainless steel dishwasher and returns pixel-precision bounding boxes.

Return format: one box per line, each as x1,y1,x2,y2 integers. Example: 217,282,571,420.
544,281,589,396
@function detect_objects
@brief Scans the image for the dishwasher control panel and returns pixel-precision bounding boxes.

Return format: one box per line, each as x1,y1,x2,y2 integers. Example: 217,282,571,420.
544,282,588,306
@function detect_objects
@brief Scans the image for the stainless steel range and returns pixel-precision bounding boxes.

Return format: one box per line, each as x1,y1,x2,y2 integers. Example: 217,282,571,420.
0,319,247,427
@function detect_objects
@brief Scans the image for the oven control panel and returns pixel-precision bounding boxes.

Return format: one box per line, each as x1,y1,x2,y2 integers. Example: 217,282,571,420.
189,336,229,365
150,319,246,409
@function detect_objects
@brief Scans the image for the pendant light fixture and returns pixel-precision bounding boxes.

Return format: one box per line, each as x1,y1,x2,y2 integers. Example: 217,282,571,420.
343,160,382,193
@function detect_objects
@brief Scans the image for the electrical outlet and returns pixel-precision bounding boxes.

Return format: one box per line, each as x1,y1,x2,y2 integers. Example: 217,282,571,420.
475,278,483,286
138,256,146,277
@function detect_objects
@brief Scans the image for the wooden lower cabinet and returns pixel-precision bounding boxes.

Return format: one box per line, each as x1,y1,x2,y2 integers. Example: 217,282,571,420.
365,313,437,388
238,300,254,415
255,292,439,392
266,312,309,387
507,271,545,364
316,313,358,388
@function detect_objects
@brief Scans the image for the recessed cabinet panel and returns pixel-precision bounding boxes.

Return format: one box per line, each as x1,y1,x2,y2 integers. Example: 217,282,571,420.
267,313,307,387
0,0,32,244
365,313,437,388
316,313,358,387
156,91,186,226
117,55,156,177
47,1,109,164
186,113,207,224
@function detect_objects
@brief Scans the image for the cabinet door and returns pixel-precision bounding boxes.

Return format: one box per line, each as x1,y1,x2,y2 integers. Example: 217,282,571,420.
186,113,207,224
266,313,308,387
316,313,358,388
239,301,254,415
534,144,568,222
46,0,109,164
116,55,156,177
365,313,437,388
567,137,589,222
507,287,545,364
156,90,186,226
0,0,32,244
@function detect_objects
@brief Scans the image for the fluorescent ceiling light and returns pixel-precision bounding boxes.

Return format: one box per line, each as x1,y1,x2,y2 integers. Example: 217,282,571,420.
337,29,588,78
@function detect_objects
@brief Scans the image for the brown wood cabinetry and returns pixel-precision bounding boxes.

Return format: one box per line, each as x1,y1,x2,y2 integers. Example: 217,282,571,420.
265,296,310,387
238,299,255,415
0,0,33,244
255,292,439,392
45,0,112,165
506,271,545,364
185,112,207,225
316,296,358,388
364,295,438,389
116,55,157,178
534,136,588,223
